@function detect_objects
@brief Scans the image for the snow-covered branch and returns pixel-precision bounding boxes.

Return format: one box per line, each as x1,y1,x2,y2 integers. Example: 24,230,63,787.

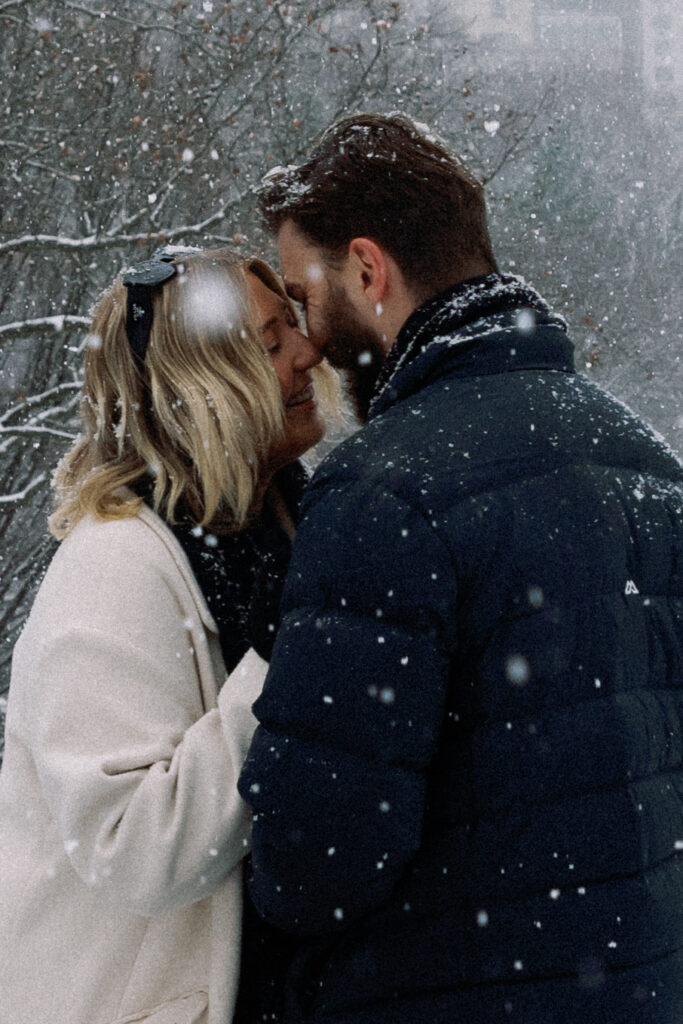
0,383,81,426
0,424,77,441
2,141,87,183
0,389,81,456
0,316,90,340
0,195,252,255
52,0,235,60
482,85,555,185
22,159,84,184
54,0,194,35
0,473,47,506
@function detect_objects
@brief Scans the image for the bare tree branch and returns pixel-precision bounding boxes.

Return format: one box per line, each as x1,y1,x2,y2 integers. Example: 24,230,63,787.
0,391,82,456
0,473,47,505
481,84,555,185
0,193,253,254
0,424,77,440
0,384,82,426
0,316,90,340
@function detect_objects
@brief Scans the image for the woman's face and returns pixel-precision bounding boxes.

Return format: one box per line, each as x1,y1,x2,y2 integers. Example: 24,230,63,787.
247,271,326,469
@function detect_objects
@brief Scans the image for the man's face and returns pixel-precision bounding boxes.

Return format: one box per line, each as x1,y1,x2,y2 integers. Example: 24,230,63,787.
278,219,385,421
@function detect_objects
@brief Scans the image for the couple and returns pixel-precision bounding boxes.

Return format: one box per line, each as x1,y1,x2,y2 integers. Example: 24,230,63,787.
1,113,683,1024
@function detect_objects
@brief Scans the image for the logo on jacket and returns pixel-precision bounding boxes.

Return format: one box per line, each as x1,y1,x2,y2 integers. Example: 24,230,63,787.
624,580,640,595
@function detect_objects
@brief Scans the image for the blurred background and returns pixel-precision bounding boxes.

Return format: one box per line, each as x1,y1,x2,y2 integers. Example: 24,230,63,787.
1,0,681,748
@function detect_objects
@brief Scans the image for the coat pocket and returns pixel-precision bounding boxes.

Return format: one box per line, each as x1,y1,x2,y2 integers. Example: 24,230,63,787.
112,990,208,1024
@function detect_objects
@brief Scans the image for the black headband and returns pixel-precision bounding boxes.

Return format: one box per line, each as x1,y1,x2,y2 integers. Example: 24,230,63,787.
121,246,199,366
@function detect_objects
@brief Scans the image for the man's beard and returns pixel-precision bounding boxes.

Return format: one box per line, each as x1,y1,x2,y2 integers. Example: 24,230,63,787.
320,282,387,423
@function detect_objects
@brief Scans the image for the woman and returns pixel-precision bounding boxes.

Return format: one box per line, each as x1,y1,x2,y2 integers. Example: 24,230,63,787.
0,247,333,1024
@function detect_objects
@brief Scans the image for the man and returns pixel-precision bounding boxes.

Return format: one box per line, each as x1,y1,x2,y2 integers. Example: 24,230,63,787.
238,113,683,1022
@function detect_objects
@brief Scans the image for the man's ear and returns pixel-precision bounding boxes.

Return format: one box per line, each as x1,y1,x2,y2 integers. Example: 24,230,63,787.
346,237,388,307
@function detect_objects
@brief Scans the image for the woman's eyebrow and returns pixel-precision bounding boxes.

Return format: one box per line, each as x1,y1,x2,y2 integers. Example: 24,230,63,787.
258,315,279,335
259,297,292,335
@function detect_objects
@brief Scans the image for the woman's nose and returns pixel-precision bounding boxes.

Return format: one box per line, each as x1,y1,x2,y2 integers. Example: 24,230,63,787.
292,329,322,371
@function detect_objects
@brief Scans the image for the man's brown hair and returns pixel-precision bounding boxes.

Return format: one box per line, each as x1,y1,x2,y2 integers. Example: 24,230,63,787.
258,112,498,298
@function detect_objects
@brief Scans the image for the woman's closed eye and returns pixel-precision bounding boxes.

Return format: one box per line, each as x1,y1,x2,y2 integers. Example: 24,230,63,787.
259,299,301,346
259,314,285,352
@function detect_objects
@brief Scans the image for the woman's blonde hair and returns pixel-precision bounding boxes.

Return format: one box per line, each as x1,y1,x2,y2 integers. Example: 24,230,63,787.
51,248,336,538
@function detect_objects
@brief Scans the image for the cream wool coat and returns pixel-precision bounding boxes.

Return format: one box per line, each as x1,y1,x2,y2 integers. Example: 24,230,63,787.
0,503,268,1024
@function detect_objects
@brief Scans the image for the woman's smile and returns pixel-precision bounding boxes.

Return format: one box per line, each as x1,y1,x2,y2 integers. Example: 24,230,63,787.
286,381,316,410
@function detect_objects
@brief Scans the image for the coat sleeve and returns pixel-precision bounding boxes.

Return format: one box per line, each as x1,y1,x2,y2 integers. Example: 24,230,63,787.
23,524,267,917
238,480,456,936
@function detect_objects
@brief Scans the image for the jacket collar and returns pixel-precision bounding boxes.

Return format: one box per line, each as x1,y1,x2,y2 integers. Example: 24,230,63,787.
368,273,573,419
134,499,219,635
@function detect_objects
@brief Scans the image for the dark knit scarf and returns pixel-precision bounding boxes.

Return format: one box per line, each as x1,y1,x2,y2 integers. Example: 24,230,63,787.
369,272,568,419
136,461,308,674
135,463,308,1023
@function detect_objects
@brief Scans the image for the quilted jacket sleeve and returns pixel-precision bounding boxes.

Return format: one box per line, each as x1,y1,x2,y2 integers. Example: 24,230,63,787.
238,479,456,936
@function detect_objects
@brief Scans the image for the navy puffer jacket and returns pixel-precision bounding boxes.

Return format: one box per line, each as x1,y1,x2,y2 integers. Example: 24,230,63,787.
239,274,683,1023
